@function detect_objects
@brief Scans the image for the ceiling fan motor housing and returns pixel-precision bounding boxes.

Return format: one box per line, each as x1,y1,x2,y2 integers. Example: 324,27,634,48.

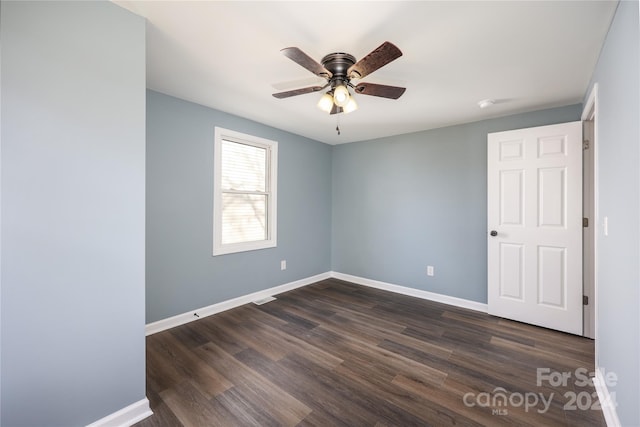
321,53,357,85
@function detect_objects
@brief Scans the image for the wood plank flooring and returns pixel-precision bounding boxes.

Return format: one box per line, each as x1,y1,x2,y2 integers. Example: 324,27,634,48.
135,278,606,426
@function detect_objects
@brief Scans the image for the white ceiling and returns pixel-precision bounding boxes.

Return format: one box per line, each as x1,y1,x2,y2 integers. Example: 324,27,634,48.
115,1,617,145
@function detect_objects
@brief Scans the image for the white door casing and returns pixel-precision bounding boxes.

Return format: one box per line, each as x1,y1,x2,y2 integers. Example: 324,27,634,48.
582,116,595,339
488,121,583,335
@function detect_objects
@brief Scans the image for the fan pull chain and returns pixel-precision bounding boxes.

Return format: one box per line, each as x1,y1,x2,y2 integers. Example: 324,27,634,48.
336,115,341,135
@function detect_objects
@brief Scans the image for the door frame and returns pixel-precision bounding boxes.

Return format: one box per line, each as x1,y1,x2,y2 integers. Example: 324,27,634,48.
581,84,599,346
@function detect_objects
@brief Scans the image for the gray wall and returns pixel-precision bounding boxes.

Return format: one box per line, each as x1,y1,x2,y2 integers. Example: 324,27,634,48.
331,105,581,303
1,2,146,426
585,1,640,425
146,90,332,323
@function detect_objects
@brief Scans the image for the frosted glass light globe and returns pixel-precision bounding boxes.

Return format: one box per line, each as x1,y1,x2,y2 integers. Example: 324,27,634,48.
333,85,350,107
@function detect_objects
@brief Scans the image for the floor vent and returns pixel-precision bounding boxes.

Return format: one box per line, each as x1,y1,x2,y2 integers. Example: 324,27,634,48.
253,296,276,305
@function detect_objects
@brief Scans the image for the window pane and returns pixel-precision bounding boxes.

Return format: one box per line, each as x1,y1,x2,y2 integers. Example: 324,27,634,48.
221,140,266,192
221,193,267,244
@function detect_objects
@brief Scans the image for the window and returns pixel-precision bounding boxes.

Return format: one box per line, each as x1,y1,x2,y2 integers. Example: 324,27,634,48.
213,127,277,255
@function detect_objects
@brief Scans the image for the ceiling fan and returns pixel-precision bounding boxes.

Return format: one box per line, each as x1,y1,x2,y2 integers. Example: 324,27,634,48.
272,41,406,115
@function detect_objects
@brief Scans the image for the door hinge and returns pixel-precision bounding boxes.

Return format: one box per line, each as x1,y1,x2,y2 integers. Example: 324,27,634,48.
583,217,589,227
583,295,589,305
583,140,590,150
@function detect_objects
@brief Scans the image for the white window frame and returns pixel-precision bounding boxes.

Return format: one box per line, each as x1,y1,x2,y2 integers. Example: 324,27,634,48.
213,127,277,256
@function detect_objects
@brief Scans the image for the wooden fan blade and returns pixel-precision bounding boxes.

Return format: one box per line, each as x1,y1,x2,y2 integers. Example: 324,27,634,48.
281,47,332,79
271,76,326,91
330,104,343,115
272,86,325,99
354,83,406,99
348,41,403,80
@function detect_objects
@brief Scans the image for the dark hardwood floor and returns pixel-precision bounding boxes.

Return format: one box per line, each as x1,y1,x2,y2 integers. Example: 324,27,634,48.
135,278,606,426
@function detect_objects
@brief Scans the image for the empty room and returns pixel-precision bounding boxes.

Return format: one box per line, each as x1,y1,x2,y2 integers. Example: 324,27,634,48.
1,1,638,426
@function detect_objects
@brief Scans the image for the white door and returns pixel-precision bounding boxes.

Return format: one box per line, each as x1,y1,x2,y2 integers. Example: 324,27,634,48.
488,121,583,335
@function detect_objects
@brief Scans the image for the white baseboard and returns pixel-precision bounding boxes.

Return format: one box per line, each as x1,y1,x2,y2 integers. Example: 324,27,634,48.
146,270,487,336
330,271,488,313
86,398,152,427
145,272,331,335
593,368,621,427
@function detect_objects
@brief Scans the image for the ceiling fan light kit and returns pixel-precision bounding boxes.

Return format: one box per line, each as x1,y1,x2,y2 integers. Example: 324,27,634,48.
273,41,406,117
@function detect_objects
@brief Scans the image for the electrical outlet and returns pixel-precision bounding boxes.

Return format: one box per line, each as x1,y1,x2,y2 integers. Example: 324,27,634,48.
281,260,287,270
427,266,434,276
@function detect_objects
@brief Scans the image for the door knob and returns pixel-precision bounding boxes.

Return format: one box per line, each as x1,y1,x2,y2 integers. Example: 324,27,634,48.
490,230,498,237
